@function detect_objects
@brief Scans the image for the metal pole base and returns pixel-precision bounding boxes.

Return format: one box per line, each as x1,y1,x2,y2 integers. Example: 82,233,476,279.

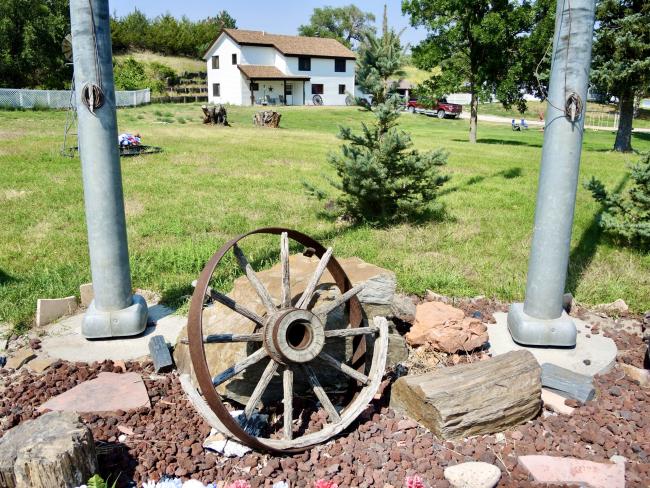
507,303,577,347
82,294,148,339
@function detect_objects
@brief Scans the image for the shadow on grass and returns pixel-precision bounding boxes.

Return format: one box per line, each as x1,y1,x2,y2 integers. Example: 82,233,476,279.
452,137,543,148
566,174,629,296
0,269,16,285
439,166,522,197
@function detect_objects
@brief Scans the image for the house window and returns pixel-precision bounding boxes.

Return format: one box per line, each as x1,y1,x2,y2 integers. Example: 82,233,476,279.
311,84,324,95
298,56,311,71
285,84,293,95
250,82,259,91
338,84,346,95
213,83,220,97
335,58,346,72
212,56,219,69
232,53,237,65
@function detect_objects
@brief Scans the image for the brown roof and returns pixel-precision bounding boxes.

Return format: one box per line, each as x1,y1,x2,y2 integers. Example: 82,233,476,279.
221,29,356,59
237,65,310,80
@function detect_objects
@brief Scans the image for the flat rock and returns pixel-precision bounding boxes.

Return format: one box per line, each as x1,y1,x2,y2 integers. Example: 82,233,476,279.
618,363,650,388
38,372,150,413
39,303,185,362
489,312,617,376
36,296,77,327
27,355,57,373
5,348,36,370
444,462,501,488
79,283,94,307
541,388,574,415
518,455,625,488
406,301,487,353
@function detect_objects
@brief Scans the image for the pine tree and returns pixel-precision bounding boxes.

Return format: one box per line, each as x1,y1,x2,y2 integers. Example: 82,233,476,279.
585,152,650,246
327,97,449,222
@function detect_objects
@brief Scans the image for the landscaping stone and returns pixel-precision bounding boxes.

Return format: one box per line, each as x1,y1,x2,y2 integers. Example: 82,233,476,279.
518,455,625,488
390,350,541,439
391,293,416,322
79,283,94,307
174,254,399,403
27,355,57,373
594,298,629,315
35,296,77,327
443,461,501,488
5,348,36,370
0,411,97,488
619,363,650,387
38,372,150,413
489,312,617,376
39,302,185,362
406,301,488,352
541,388,574,415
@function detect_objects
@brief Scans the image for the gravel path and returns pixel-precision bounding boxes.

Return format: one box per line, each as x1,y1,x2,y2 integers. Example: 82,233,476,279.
1,318,648,487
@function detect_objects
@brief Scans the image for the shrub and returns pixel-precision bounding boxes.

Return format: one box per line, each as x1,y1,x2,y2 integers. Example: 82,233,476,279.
113,57,148,90
325,96,449,223
585,152,650,246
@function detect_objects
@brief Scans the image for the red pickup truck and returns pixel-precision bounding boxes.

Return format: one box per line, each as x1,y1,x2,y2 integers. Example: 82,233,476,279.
406,97,463,119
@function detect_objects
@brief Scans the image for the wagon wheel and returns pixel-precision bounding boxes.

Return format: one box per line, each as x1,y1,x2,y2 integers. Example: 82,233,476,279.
188,228,388,453
312,94,323,106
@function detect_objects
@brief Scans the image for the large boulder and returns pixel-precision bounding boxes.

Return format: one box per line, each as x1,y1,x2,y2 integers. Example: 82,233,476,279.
174,254,400,404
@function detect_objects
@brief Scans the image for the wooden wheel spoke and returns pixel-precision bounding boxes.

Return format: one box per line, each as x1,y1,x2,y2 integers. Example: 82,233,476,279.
233,244,277,315
283,367,294,440
296,247,333,310
212,348,268,387
209,290,266,327
319,351,369,385
280,232,291,308
318,283,365,318
244,360,279,418
302,365,341,423
324,325,379,339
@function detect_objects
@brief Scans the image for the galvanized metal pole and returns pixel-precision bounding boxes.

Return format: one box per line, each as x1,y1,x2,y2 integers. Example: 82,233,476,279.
70,0,148,338
508,0,596,346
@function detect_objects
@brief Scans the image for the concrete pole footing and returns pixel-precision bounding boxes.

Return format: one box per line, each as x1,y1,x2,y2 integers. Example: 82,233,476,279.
82,294,148,339
508,303,577,347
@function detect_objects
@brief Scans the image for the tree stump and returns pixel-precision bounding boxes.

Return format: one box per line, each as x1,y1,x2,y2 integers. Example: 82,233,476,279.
253,111,281,128
201,104,229,126
0,411,97,488
390,350,542,439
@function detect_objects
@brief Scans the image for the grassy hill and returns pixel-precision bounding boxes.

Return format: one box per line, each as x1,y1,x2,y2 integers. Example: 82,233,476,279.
114,50,204,75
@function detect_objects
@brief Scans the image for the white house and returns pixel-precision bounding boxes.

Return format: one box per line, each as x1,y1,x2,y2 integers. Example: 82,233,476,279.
203,29,356,106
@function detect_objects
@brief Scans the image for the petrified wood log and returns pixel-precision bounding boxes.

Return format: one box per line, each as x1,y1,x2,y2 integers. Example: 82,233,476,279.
390,350,541,439
201,104,229,125
0,411,97,488
253,111,281,128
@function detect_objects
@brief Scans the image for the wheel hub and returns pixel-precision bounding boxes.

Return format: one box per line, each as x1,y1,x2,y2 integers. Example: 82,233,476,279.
264,308,325,364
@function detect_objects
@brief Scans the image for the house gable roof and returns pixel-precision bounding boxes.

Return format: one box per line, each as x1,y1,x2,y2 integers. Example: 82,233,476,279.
204,28,356,60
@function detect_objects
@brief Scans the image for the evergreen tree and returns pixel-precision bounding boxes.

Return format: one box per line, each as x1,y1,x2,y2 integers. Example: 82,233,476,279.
585,152,650,246
592,0,650,152
327,97,449,222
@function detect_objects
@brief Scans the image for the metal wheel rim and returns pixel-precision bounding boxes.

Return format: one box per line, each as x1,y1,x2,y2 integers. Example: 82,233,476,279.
188,227,387,453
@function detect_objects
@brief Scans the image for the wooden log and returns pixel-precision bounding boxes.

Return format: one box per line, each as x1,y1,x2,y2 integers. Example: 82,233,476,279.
390,350,542,439
541,362,595,403
253,111,282,128
148,335,173,373
0,411,97,488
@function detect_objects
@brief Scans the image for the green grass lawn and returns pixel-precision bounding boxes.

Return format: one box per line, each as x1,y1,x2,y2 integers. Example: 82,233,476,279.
114,50,204,74
1,104,649,331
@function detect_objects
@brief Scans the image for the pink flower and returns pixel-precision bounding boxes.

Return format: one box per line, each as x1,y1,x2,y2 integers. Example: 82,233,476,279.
314,480,338,488
227,481,251,488
405,475,426,488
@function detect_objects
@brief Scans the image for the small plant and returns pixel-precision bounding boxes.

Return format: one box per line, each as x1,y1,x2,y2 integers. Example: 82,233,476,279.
85,473,117,488
585,152,650,246
312,96,449,223
176,116,186,124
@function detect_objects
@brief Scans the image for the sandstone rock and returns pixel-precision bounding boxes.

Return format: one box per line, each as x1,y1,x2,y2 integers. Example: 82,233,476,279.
5,348,36,370
406,301,488,353
518,455,625,488
0,411,97,488
391,293,416,322
38,372,151,413
443,462,501,488
36,296,77,327
174,254,396,403
541,388,574,415
390,350,541,439
595,299,629,315
387,332,409,367
79,283,94,307
27,355,57,373
618,363,650,387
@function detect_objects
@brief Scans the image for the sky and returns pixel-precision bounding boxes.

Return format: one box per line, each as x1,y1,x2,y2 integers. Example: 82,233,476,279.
108,0,428,49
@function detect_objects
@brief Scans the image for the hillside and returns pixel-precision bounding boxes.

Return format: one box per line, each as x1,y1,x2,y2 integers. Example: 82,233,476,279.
114,50,204,75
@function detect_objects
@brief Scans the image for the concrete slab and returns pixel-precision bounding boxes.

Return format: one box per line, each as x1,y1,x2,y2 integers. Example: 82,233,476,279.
489,312,617,377
38,372,150,413
40,304,186,363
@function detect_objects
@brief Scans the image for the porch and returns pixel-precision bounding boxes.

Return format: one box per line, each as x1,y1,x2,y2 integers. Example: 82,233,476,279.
238,65,309,106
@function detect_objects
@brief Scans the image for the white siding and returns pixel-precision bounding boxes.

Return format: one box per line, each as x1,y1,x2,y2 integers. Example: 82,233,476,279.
206,35,244,105
240,45,276,65
284,57,355,106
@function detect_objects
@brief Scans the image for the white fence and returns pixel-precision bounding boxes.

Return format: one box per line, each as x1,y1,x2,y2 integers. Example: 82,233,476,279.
0,88,150,109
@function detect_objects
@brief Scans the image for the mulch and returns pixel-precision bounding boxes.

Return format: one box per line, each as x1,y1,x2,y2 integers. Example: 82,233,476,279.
1,307,649,488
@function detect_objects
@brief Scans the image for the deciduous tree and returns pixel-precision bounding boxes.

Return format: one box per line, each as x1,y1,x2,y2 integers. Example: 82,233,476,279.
298,5,375,49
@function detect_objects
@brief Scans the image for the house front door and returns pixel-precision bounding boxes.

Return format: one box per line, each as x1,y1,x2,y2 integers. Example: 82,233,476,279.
285,83,293,105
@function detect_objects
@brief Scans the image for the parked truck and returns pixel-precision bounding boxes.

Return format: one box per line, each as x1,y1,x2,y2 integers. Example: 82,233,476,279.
405,97,463,119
